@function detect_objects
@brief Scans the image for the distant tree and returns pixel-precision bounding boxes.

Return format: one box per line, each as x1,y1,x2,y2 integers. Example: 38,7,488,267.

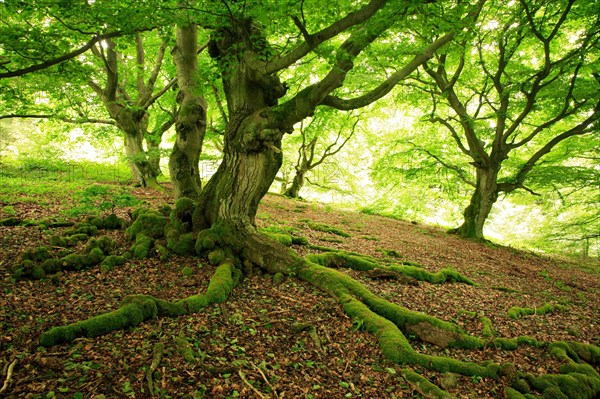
87,33,177,188
283,110,359,198
0,2,179,188
405,0,600,240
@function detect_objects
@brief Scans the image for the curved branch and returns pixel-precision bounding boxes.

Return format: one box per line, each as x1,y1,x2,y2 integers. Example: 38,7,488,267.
264,0,386,74
411,144,476,187
321,32,455,110
0,31,129,79
0,113,116,125
499,104,599,194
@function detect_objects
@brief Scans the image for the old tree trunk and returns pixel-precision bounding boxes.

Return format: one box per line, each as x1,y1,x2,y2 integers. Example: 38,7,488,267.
189,19,297,275
284,168,307,198
454,166,500,240
169,24,206,200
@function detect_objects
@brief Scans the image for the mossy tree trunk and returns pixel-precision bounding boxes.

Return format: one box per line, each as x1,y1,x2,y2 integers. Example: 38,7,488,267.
123,126,162,189
146,133,163,179
284,168,307,198
88,35,172,190
169,24,207,200
454,165,500,240
191,9,453,264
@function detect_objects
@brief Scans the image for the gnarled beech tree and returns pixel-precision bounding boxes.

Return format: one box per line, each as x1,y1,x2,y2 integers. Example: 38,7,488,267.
89,34,175,189
35,1,600,398
412,0,600,240
283,111,359,198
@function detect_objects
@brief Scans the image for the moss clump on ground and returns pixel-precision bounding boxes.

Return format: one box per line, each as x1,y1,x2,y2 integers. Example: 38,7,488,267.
166,228,196,255
85,236,115,255
273,272,285,284
85,247,105,266
49,235,68,247
181,266,194,277
21,246,51,262
125,209,168,240
99,255,126,272
59,253,85,270
508,303,566,319
100,213,125,230
304,221,351,237
132,233,153,259
64,223,98,237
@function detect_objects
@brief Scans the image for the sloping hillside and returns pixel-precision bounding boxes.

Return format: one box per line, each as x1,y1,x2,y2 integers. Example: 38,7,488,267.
0,187,598,398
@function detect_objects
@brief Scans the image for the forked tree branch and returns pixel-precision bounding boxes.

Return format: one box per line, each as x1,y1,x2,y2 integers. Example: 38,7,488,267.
0,31,134,79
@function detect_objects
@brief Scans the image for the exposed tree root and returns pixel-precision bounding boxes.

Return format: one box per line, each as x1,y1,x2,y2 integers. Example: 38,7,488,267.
401,368,457,399
146,342,164,396
306,251,477,285
34,207,600,398
0,359,17,395
507,303,567,319
39,262,239,346
238,370,267,399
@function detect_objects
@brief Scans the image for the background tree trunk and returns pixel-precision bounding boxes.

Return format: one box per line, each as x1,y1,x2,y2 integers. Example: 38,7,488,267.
124,129,161,188
284,168,307,198
169,24,206,200
455,167,499,240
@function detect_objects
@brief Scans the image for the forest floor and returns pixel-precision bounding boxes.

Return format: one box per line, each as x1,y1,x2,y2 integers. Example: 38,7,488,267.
0,181,598,399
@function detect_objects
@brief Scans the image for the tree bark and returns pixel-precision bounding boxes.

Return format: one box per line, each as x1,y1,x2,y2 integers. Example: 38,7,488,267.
454,166,499,240
146,135,162,178
169,24,206,200
284,168,307,198
123,129,161,189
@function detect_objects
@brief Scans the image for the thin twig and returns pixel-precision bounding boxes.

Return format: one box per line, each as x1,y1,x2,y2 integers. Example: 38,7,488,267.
238,369,266,399
251,362,279,399
0,359,17,395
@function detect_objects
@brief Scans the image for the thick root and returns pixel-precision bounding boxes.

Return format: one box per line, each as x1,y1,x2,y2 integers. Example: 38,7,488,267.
39,262,239,346
307,250,476,285
298,261,498,377
401,368,458,399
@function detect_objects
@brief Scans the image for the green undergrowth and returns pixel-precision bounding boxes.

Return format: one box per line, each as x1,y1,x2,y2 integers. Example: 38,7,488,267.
40,262,239,346
508,303,567,319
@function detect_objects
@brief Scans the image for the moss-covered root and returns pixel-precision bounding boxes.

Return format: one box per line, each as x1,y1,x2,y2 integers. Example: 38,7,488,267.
306,251,476,285
401,369,458,399
39,262,239,347
298,262,498,377
507,303,567,319
39,299,158,347
525,372,600,399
